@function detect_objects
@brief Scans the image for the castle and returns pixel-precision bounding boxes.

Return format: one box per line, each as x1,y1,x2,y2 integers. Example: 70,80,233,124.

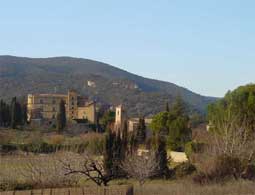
27,90,96,124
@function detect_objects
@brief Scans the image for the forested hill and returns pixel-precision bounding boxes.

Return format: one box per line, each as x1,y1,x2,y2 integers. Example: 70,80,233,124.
0,55,216,116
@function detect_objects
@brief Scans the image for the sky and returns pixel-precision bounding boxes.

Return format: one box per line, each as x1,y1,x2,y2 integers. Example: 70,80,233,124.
0,0,255,97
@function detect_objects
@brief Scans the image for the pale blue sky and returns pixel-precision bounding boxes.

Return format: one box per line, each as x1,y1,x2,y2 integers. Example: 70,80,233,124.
0,0,255,97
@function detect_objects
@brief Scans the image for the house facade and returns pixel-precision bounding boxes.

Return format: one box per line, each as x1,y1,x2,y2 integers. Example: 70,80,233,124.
27,90,96,124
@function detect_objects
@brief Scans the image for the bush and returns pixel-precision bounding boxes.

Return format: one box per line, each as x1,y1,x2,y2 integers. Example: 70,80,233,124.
185,141,205,158
193,155,245,184
213,155,243,180
19,142,55,153
0,144,18,153
0,180,33,192
174,162,196,178
241,164,255,180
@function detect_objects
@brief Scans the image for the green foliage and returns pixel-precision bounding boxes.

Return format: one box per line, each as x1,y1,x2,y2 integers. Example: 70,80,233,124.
56,100,66,132
136,117,146,144
0,100,11,127
185,141,205,158
100,110,115,131
155,135,169,177
174,162,196,178
208,84,255,133
150,97,192,151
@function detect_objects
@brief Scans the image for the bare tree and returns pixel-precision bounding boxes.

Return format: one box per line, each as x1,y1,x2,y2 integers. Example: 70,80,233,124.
121,152,159,186
60,152,113,186
209,111,255,161
16,154,79,188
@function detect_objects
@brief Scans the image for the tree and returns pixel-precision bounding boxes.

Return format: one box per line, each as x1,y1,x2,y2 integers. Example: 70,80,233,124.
104,131,115,176
136,117,146,144
100,110,116,131
208,84,255,133
121,120,128,159
150,97,191,151
121,152,159,186
172,95,186,117
166,102,170,112
10,97,17,129
167,116,192,151
57,100,66,132
155,135,169,177
61,152,114,186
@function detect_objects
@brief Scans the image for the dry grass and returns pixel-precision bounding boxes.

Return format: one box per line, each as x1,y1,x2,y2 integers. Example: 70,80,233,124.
133,179,255,195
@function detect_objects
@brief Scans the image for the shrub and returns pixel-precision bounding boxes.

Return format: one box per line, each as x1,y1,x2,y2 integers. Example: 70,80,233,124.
213,155,244,180
0,144,18,153
193,155,245,184
241,164,255,180
174,162,196,178
185,141,205,158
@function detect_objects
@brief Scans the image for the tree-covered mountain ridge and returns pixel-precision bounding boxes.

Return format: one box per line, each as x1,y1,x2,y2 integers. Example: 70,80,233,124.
0,55,217,116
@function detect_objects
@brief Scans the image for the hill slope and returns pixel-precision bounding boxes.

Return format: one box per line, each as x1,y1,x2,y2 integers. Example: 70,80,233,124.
0,55,216,116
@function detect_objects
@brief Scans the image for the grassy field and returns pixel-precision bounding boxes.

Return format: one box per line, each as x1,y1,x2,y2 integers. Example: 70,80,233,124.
1,155,255,194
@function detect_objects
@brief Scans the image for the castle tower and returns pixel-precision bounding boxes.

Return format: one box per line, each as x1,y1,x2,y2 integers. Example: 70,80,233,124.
115,105,126,131
67,90,78,119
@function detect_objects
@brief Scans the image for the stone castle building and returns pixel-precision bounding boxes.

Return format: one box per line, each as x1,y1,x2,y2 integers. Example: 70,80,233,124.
27,90,96,124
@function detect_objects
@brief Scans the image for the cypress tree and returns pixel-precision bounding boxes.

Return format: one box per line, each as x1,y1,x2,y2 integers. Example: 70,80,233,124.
121,120,128,159
10,97,17,129
57,100,66,132
104,131,115,176
16,101,23,125
22,103,28,125
166,102,170,112
155,135,169,177
136,117,146,144
0,100,3,126
129,131,138,154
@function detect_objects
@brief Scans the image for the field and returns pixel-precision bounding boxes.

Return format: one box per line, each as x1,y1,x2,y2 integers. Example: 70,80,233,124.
1,155,255,195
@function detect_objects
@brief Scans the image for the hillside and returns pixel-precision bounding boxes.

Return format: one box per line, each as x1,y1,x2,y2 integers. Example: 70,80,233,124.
0,55,216,116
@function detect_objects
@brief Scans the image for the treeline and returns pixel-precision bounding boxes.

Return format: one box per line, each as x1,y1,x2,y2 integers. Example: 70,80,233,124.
0,97,27,128
150,96,192,151
104,121,169,180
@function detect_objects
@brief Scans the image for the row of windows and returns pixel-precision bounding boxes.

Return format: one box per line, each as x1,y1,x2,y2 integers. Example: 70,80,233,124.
39,99,77,106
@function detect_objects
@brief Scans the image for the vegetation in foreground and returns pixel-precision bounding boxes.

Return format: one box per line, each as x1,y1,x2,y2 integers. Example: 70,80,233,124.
1,84,255,194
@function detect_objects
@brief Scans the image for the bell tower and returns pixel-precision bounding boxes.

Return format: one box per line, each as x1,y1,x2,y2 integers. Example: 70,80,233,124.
115,105,126,131
67,90,78,119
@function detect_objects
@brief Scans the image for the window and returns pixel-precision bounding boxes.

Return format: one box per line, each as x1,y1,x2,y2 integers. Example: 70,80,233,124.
52,107,56,112
52,99,56,104
52,114,55,119
40,99,43,104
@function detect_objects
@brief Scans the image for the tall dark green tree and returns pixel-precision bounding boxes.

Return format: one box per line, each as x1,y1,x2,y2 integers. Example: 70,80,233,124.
155,135,169,177
173,95,186,116
57,100,66,132
0,100,4,126
22,103,28,125
166,102,170,112
136,117,146,144
121,120,128,159
10,97,17,129
104,131,115,176
151,96,191,151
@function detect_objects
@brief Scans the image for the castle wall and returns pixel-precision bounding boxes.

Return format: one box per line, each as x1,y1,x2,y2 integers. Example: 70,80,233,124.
27,91,96,124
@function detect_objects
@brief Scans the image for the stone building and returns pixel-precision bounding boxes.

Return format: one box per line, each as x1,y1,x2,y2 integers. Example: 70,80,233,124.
27,90,96,124
114,105,152,134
